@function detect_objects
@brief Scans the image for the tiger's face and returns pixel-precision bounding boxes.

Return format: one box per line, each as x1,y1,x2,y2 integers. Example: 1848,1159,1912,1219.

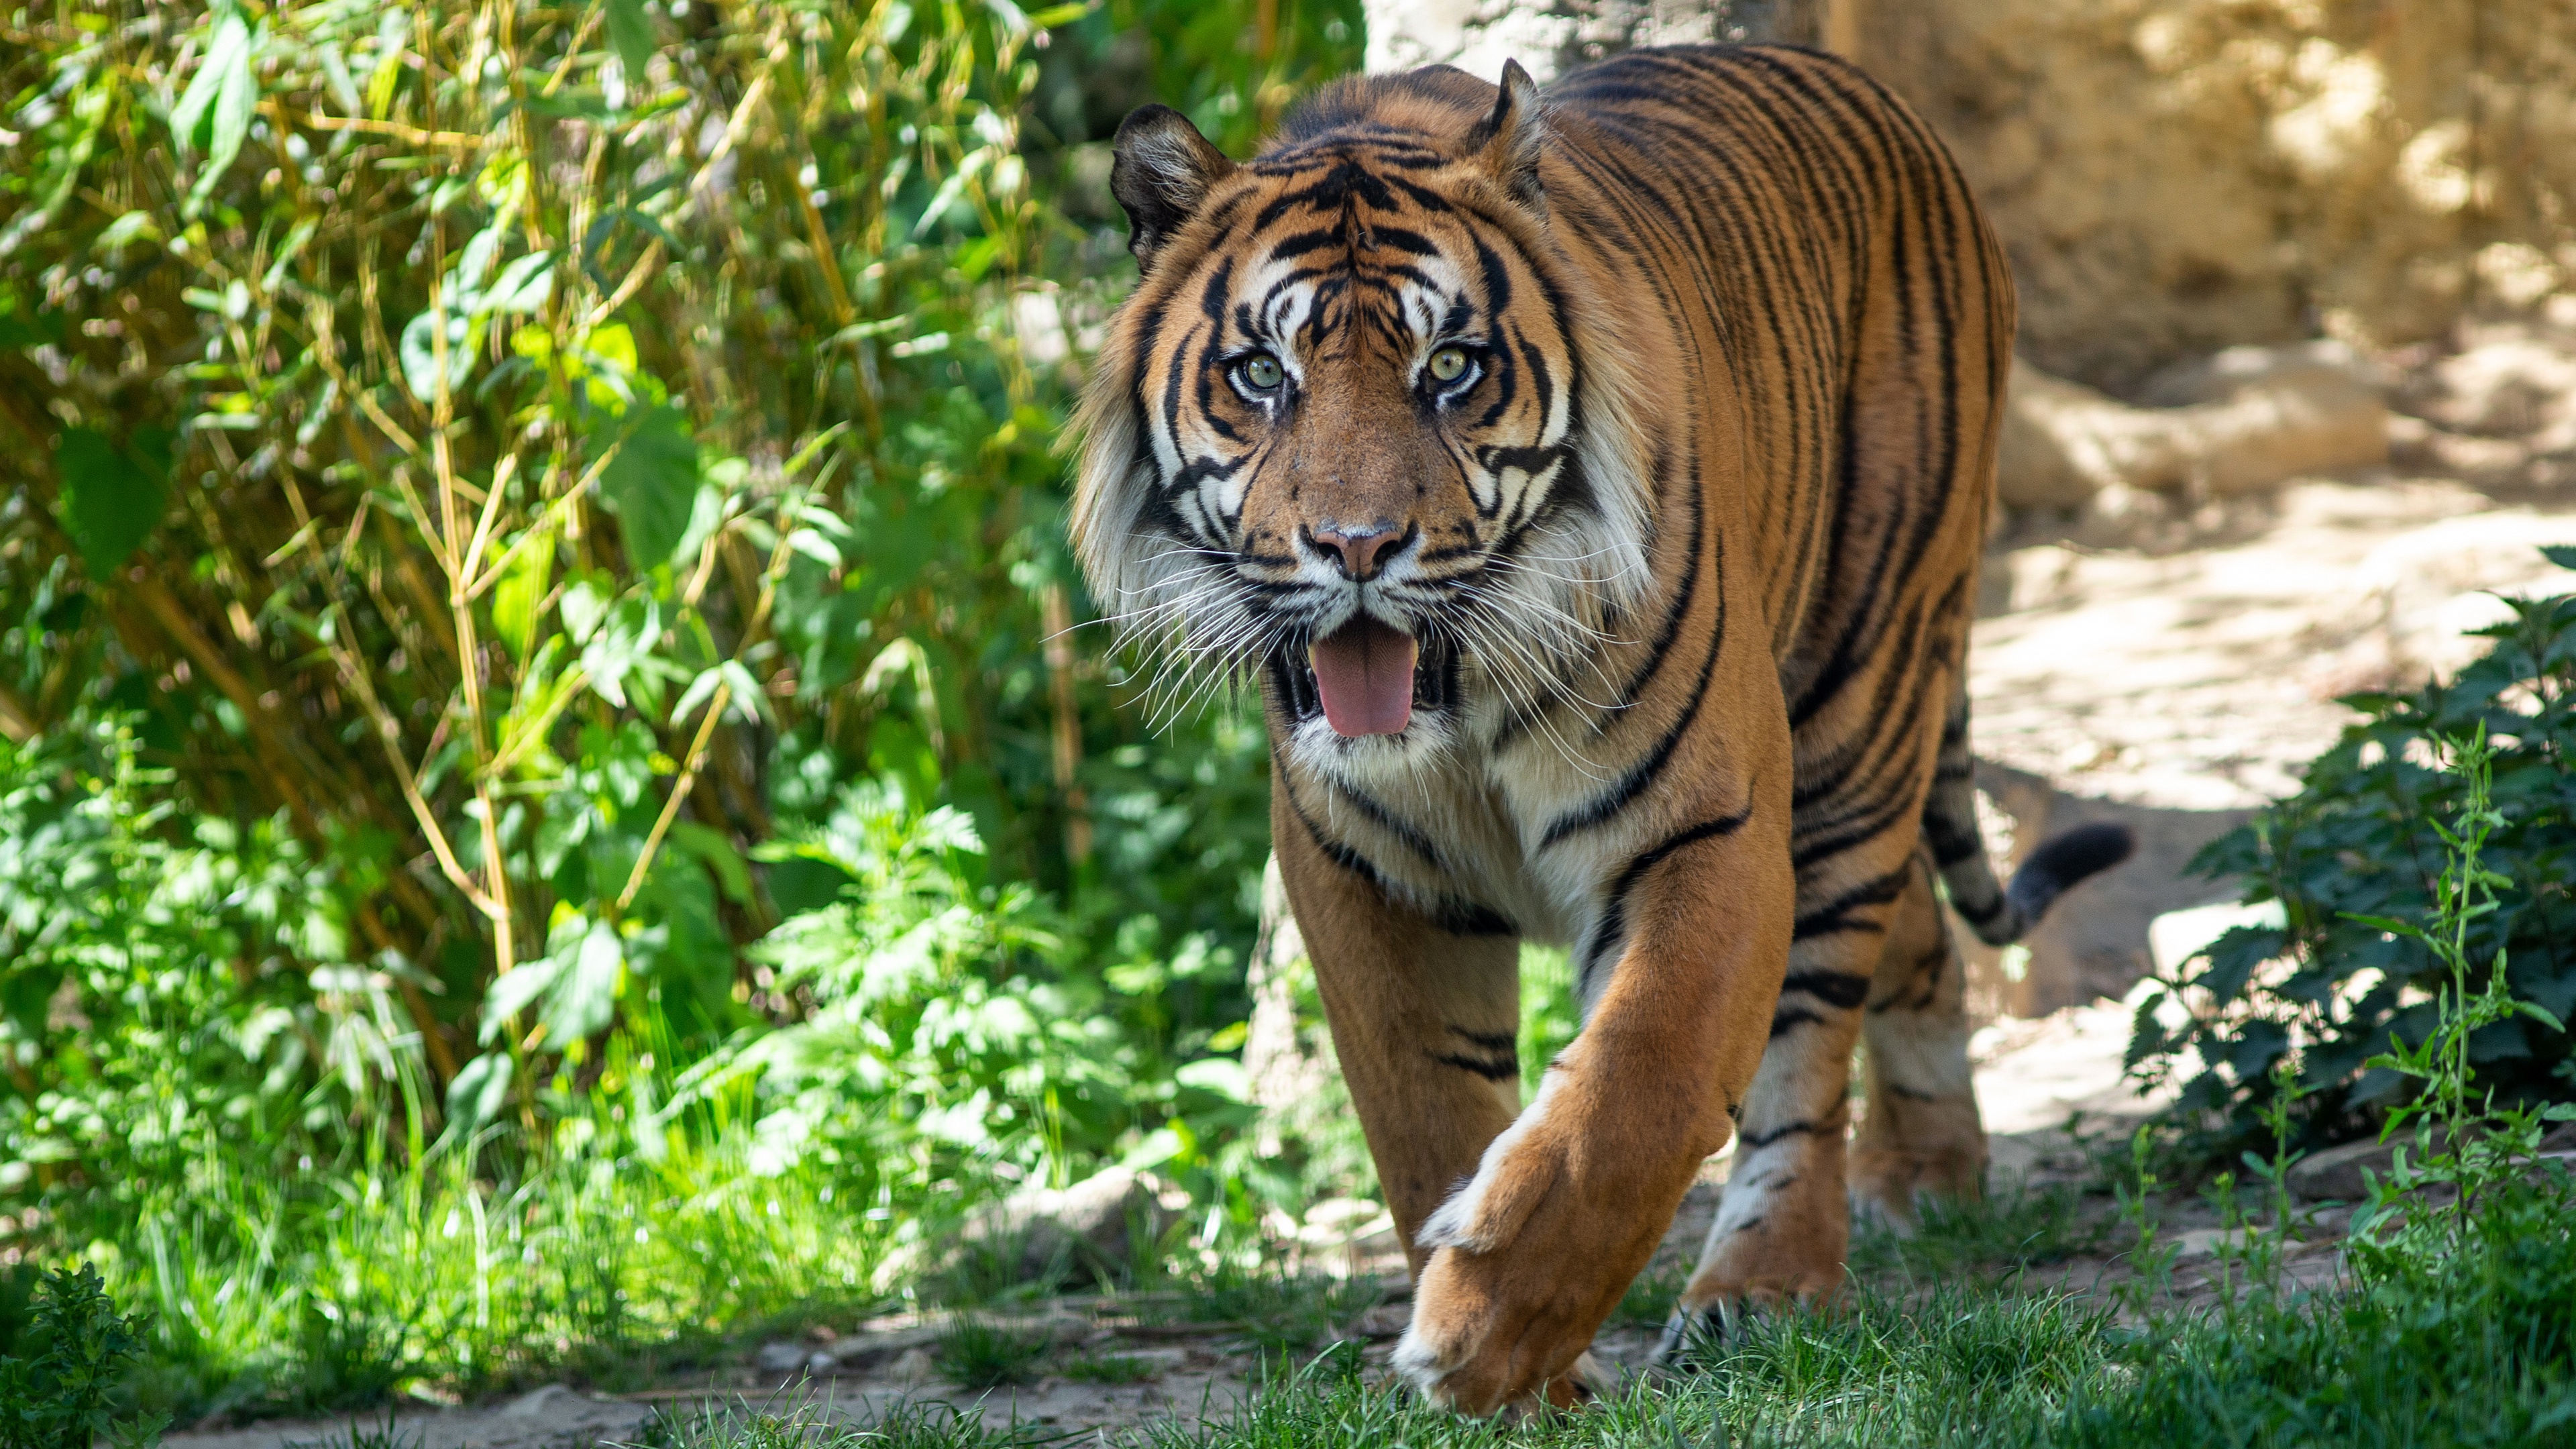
1074,66,1651,770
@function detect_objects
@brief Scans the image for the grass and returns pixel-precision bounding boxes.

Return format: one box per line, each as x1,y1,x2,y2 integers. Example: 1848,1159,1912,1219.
933,1320,1058,1391
1059,1352,1164,1385
1846,1177,2111,1281
1132,1260,1383,1355
101,1124,908,1426
625,1174,2575,1449
282,1415,427,1449
620,1397,1061,1449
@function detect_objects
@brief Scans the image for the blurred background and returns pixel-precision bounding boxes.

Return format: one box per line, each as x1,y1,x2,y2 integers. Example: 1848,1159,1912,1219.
3,0,2573,1425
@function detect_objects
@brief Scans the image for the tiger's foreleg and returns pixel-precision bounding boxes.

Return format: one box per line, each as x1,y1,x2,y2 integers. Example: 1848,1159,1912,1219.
1849,850,1988,1230
1269,790,1525,1275
1389,780,1796,1415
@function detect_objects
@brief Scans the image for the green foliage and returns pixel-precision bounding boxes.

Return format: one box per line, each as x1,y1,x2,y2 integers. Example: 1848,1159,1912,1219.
1058,1349,1159,1384
1844,1180,2106,1281
0,0,1361,1417
0,1263,168,1449
2129,553,2576,1145
932,1317,1055,1389
625,1397,1048,1449
1167,1262,1379,1356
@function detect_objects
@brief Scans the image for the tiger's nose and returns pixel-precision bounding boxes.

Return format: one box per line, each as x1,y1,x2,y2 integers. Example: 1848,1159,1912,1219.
1309,524,1409,582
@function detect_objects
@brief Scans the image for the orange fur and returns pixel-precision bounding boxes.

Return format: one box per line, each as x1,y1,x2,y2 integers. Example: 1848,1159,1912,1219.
1073,46,2114,1413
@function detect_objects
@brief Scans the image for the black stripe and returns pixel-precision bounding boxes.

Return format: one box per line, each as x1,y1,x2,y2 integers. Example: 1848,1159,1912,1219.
1790,865,1909,941
1578,796,1757,991
1768,1007,1824,1038
1778,969,1870,1011
1738,1119,1817,1150
1431,1051,1519,1081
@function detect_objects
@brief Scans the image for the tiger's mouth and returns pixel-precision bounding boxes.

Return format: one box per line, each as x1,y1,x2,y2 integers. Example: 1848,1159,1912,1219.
1273,618,1456,737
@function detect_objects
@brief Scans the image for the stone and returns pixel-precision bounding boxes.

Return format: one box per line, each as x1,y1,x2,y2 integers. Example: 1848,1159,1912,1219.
959,1165,1169,1283
497,1385,580,1418
755,1340,812,1374
1996,352,2387,511
888,1346,936,1387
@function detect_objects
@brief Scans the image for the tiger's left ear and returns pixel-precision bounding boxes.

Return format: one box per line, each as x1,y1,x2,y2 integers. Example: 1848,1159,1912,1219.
1467,59,1547,216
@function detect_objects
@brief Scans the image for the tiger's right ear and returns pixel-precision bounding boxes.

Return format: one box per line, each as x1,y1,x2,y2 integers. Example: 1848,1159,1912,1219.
1467,59,1547,216
1110,105,1237,272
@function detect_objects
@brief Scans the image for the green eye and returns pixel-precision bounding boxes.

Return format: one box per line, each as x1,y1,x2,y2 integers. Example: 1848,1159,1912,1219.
1429,347,1470,384
1240,353,1283,391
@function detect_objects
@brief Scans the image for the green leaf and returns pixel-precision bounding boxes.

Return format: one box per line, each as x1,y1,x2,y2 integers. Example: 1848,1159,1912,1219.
669,821,755,906
594,403,698,567
2542,544,2576,570
480,250,556,317
169,7,248,148
399,307,479,400
442,1051,515,1134
480,956,564,1040
543,917,626,1044
491,524,555,659
173,7,260,216
606,0,657,84
1174,1057,1251,1101
52,426,172,578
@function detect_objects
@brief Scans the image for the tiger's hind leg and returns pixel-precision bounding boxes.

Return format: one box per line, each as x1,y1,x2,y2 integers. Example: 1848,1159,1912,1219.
1849,849,1987,1232
1654,836,1925,1357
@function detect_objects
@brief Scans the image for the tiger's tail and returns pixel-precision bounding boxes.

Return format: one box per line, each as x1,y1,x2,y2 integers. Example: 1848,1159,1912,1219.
1921,678,2133,947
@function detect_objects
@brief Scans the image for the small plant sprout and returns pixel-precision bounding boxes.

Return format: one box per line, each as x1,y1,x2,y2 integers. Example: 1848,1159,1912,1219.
2346,727,2576,1240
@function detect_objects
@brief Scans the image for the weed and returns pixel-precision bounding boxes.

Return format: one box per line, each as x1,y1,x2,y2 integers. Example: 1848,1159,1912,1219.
0,1263,168,1449
1149,1261,1381,1356
283,1414,425,1449
1057,1352,1161,1385
622,1397,1051,1449
1847,1179,2106,1281
2112,1125,2180,1313
2350,727,2576,1238
932,1319,1056,1391
2133,565,2576,1148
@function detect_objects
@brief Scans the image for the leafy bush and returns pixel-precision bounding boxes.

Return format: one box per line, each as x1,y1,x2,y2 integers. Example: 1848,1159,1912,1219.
2129,549,2576,1144
0,0,1361,1415
0,1263,166,1449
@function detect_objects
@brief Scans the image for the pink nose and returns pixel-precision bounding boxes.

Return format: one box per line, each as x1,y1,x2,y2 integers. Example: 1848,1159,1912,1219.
1311,525,1405,582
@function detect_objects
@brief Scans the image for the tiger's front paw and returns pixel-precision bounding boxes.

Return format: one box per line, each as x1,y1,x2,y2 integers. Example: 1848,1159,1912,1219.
1389,1088,1676,1413
1393,1265,1617,1416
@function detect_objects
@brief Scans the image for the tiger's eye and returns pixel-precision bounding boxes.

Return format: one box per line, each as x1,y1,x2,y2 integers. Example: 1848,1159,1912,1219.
1429,347,1470,383
1242,353,1283,391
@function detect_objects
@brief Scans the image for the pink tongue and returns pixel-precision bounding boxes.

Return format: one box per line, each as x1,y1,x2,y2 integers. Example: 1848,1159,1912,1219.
1309,619,1418,737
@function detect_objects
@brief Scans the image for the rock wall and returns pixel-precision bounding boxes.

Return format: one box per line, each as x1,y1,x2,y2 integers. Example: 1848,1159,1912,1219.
1364,0,2576,391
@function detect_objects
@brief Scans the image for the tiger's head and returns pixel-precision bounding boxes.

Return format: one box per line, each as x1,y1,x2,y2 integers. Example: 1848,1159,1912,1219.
1073,62,1653,767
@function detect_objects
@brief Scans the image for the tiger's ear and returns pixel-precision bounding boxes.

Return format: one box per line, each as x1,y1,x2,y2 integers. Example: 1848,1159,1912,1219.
1467,59,1547,215
1110,105,1238,272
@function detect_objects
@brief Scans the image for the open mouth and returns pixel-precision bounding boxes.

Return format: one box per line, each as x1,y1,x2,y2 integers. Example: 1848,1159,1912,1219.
1274,618,1456,737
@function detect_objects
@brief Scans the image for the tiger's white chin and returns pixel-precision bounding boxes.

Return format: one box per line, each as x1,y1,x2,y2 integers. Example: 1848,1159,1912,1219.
1286,705,1465,786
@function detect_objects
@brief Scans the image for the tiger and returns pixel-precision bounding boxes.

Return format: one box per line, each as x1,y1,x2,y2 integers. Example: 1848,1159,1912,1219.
1071,44,2132,1413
